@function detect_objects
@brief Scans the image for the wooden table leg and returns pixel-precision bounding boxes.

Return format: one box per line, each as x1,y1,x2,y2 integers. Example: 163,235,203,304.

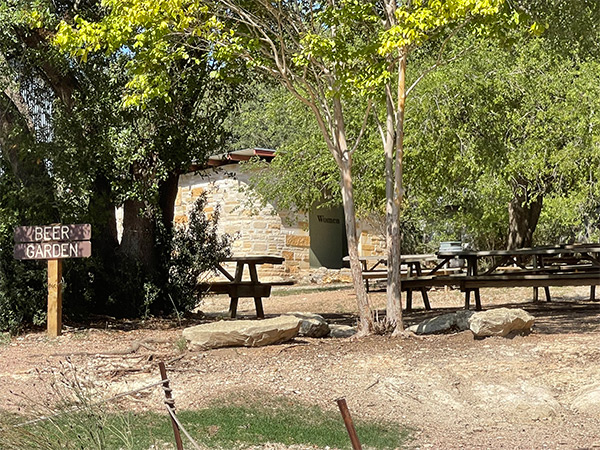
248,263,265,319
474,289,482,310
254,298,265,319
591,285,597,302
229,298,239,318
229,262,244,318
415,263,431,310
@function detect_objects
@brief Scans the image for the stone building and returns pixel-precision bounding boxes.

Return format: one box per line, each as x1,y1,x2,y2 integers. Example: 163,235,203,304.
173,148,385,280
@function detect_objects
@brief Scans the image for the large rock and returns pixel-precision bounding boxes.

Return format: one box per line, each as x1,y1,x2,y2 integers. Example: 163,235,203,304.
288,312,330,338
469,308,535,338
571,384,600,415
183,315,302,350
407,310,474,335
329,324,357,338
473,382,561,421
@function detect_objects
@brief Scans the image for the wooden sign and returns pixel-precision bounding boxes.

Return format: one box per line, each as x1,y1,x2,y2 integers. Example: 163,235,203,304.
14,224,91,244
13,223,92,337
14,241,92,260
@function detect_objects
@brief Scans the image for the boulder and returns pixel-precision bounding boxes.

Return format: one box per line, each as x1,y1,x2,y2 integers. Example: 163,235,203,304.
182,315,302,350
571,384,600,415
407,310,474,335
329,324,357,338
288,312,330,338
473,382,560,421
469,308,535,338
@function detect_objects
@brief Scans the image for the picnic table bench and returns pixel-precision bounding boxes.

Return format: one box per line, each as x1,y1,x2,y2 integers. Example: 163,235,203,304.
405,245,600,310
346,245,600,311
344,254,444,310
196,256,294,319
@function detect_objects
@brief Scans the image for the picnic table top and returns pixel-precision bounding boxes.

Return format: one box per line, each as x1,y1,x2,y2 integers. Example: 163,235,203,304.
222,256,285,265
437,244,600,258
343,254,438,264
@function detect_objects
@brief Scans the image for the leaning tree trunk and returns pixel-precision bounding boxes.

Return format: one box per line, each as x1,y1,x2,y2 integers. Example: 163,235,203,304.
329,96,374,335
339,158,374,335
507,187,543,250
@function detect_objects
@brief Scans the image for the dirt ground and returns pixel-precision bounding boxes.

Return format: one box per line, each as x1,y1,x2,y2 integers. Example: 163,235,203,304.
3,284,600,449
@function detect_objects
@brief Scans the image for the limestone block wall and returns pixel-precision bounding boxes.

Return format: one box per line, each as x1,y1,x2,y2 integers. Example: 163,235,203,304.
357,215,386,257
174,165,310,280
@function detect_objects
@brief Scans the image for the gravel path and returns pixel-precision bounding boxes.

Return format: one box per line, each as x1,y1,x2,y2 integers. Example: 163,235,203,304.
2,285,600,448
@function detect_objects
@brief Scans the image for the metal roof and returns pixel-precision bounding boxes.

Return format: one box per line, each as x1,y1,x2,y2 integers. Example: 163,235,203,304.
190,148,276,171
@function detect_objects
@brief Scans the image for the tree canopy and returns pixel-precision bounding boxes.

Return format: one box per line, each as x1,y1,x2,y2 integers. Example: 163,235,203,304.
1,0,599,333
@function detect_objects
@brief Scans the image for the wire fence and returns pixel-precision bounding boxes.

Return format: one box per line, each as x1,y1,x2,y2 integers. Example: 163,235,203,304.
12,360,361,450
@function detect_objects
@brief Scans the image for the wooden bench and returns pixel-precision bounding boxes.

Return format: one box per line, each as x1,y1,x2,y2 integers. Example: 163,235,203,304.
401,271,600,310
197,280,294,318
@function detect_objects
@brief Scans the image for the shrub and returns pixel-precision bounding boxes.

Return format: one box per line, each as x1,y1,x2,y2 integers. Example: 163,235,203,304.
166,193,232,313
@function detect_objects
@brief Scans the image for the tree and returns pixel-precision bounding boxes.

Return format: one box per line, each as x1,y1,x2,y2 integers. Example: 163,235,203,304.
0,0,241,328
208,0,382,334
403,38,600,249
210,1,529,333
0,0,91,330
337,0,527,332
56,0,246,274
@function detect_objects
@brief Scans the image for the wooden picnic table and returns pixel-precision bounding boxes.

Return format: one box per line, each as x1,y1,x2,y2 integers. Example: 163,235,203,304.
343,254,439,310
433,245,600,309
198,256,292,319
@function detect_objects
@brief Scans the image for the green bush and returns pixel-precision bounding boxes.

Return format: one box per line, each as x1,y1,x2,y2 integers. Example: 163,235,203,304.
167,193,232,313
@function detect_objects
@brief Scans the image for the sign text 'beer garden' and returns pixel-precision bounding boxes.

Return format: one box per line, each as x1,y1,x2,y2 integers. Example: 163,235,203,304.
13,223,92,337
14,224,92,260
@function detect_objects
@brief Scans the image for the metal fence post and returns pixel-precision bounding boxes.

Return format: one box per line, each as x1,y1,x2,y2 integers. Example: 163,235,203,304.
159,361,184,450
336,397,362,450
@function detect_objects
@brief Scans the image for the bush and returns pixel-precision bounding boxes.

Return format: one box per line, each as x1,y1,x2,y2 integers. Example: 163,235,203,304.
0,238,47,334
167,193,232,313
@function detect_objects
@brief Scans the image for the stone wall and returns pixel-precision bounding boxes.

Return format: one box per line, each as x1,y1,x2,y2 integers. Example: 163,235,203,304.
174,164,387,280
175,165,310,280
358,216,386,257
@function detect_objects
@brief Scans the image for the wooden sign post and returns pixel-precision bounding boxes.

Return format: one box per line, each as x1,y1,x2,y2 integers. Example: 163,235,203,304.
14,224,92,337
47,259,62,337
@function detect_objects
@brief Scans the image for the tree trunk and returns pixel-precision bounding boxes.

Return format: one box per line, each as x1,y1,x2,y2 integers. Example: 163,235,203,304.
331,96,374,335
158,172,180,235
88,173,119,260
120,199,158,273
385,53,408,334
384,81,401,330
339,159,374,335
507,188,543,250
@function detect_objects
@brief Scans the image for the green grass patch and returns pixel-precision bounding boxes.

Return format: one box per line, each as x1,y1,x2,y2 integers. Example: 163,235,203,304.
180,396,410,449
1,395,411,449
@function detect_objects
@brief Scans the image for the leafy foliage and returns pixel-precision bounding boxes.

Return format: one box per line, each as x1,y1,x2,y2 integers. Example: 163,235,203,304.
0,0,242,330
167,193,232,313
404,38,600,248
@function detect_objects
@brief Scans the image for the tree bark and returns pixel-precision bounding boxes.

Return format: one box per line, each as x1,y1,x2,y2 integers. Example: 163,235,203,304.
385,53,408,333
158,172,180,235
507,186,543,250
120,199,158,273
339,159,374,335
